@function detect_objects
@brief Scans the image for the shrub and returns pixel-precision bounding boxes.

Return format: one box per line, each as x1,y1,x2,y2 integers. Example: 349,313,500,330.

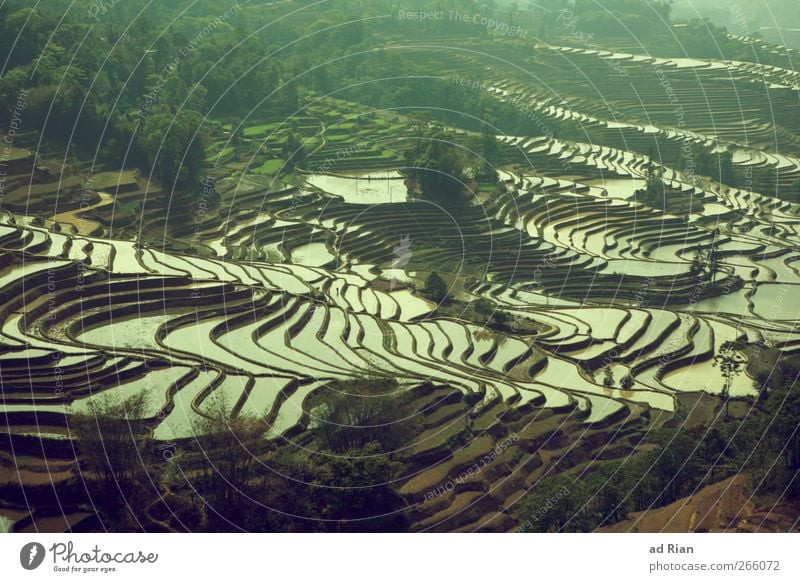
424,271,449,303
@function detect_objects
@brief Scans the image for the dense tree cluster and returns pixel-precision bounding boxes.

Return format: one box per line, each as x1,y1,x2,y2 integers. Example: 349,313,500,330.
0,0,303,188
72,377,415,532
407,134,470,206
423,271,450,303
558,0,674,37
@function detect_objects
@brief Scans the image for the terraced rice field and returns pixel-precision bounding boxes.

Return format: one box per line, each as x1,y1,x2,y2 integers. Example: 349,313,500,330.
2,31,800,532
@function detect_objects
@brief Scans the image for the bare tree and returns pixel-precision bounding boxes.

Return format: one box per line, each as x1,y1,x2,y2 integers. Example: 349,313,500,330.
602,366,615,388
186,394,270,529
71,390,159,529
713,341,746,418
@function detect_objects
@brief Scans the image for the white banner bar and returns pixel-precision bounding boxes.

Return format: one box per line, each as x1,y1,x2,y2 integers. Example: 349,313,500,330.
1,533,797,581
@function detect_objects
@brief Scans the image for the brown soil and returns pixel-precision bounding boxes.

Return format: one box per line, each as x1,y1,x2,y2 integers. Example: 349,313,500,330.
598,474,800,533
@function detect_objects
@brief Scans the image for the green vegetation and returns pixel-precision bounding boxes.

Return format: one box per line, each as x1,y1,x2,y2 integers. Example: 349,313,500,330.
469,128,501,183
423,272,450,303
71,391,158,530
138,111,209,187
555,0,674,37
4,0,800,536
310,378,419,453
519,352,800,532
253,158,286,176
602,366,615,388
714,341,747,418
406,131,470,206
73,378,413,532
632,174,666,209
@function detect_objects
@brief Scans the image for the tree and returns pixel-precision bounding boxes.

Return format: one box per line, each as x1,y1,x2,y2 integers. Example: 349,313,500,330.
699,427,732,483
763,380,800,478
71,390,161,530
181,396,270,531
557,118,591,142
231,125,243,162
602,366,615,388
474,297,494,315
311,377,418,453
747,355,800,496
633,173,666,209
752,166,777,196
708,247,720,284
586,467,631,526
283,132,305,169
689,248,707,280
690,239,721,284
424,271,449,303
469,126,500,183
0,8,48,69
409,112,434,151
273,442,409,532
713,341,746,418
138,110,209,188
280,79,299,113
696,146,715,177
647,431,705,506
718,150,736,185
705,228,723,284
409,133,469,206
517,475,588,532
620,375,634,390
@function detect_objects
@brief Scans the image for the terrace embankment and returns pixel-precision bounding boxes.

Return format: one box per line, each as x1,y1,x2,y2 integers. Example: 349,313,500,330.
3,31,800,531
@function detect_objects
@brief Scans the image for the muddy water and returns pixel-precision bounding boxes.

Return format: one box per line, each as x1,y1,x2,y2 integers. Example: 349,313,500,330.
52,192,113,236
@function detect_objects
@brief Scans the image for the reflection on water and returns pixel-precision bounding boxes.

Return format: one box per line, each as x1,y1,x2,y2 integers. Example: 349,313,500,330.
307,171,408,204
290,242,336,267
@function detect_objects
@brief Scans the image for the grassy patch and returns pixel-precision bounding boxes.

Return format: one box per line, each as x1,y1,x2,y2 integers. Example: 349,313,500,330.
253,158,286,175
243,123,281,137
205,146,234,162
